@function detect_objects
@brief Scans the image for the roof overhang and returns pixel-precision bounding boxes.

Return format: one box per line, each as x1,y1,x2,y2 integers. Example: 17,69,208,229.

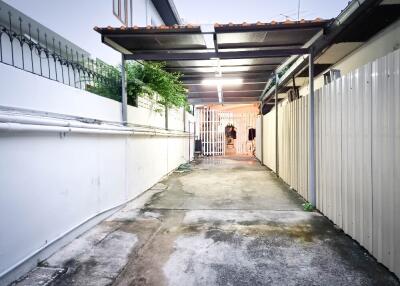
260,0,400,104
95,20,329,104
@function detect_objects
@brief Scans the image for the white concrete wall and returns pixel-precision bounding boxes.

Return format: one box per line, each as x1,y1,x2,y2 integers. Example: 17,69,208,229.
0,63,193,283
131,0,164,26
168,107,185,131
128,104,166,129
0,64,122,123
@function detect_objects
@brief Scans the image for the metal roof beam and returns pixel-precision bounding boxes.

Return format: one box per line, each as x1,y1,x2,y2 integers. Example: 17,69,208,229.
124,48,309,61
183,79,267,85
180,72,273,79
189,97,260,104
259,0,385,102
165,64,279,70
188,94,261,99
189,90,263,95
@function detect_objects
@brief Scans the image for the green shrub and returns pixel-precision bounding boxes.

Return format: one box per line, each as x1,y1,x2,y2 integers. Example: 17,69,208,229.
302,202,314,212
87,61,189,111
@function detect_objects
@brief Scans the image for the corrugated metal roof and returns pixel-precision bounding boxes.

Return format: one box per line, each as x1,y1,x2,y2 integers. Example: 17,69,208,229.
95,18,328,33
95,19,330,104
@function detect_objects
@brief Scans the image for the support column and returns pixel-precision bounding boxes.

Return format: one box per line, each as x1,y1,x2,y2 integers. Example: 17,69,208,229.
165,105,169,130
308,49,316,206
121,54,128,125
292,75,297,99
188,121,191,162
275,72,279,176
183,108,186,132
260,105,264,165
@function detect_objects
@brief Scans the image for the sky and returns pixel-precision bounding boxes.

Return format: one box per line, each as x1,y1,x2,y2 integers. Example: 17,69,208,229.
174,0,349,24
4,0,349,65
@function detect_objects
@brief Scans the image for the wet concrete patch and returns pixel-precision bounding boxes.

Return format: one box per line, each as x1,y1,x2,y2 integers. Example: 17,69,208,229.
111,207,399,286
149,169,305,211
112,211,185,286
14,156,399,286
11,267,66,286
47,230,138,286
162,212,399,286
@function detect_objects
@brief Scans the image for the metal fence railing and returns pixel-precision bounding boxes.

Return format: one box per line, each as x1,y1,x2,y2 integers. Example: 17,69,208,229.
0,8,121,100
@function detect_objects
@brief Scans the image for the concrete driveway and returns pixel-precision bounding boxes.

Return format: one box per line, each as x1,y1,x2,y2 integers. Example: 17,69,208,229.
13,157,399,286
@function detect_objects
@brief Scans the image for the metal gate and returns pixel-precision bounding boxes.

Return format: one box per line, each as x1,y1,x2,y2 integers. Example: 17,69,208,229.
196,107,256,156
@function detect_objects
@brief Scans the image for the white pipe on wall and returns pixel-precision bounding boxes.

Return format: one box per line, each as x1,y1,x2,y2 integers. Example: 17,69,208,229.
0,123,133,135
0,123,190,137
0,114,132,132
0,113,190,137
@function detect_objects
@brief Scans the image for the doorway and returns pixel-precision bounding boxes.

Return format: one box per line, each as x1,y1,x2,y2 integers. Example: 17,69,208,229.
195,104,258,157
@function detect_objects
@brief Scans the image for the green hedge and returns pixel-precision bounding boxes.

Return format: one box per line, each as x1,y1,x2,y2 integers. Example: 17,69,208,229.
87,61,189,111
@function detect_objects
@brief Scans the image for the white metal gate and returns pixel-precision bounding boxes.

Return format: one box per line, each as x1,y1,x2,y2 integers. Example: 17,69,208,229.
196,108,225,156
196,107,256,156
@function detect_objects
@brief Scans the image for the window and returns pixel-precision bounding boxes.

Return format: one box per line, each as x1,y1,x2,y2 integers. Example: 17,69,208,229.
113,0,129,26
113,0,119,17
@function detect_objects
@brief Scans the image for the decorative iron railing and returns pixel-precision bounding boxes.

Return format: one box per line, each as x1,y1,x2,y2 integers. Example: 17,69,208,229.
0,10,121,101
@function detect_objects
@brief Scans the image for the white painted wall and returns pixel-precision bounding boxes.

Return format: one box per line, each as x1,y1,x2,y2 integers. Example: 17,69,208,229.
131,0,164,26
0,63,194,284
128,105,166,129
0,64,122,123
168,107,185,131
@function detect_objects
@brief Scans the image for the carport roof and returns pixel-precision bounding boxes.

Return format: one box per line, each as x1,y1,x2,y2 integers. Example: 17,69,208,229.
95,19,330,104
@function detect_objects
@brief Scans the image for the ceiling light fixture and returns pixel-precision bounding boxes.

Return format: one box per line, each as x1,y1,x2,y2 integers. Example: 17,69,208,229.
201,78,243,86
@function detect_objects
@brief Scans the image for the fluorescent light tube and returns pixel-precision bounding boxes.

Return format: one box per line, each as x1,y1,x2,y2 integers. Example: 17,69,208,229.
201,78,243,86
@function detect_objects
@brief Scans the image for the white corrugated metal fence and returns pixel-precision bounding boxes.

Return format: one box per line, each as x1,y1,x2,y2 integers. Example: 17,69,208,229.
261,49,400,277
